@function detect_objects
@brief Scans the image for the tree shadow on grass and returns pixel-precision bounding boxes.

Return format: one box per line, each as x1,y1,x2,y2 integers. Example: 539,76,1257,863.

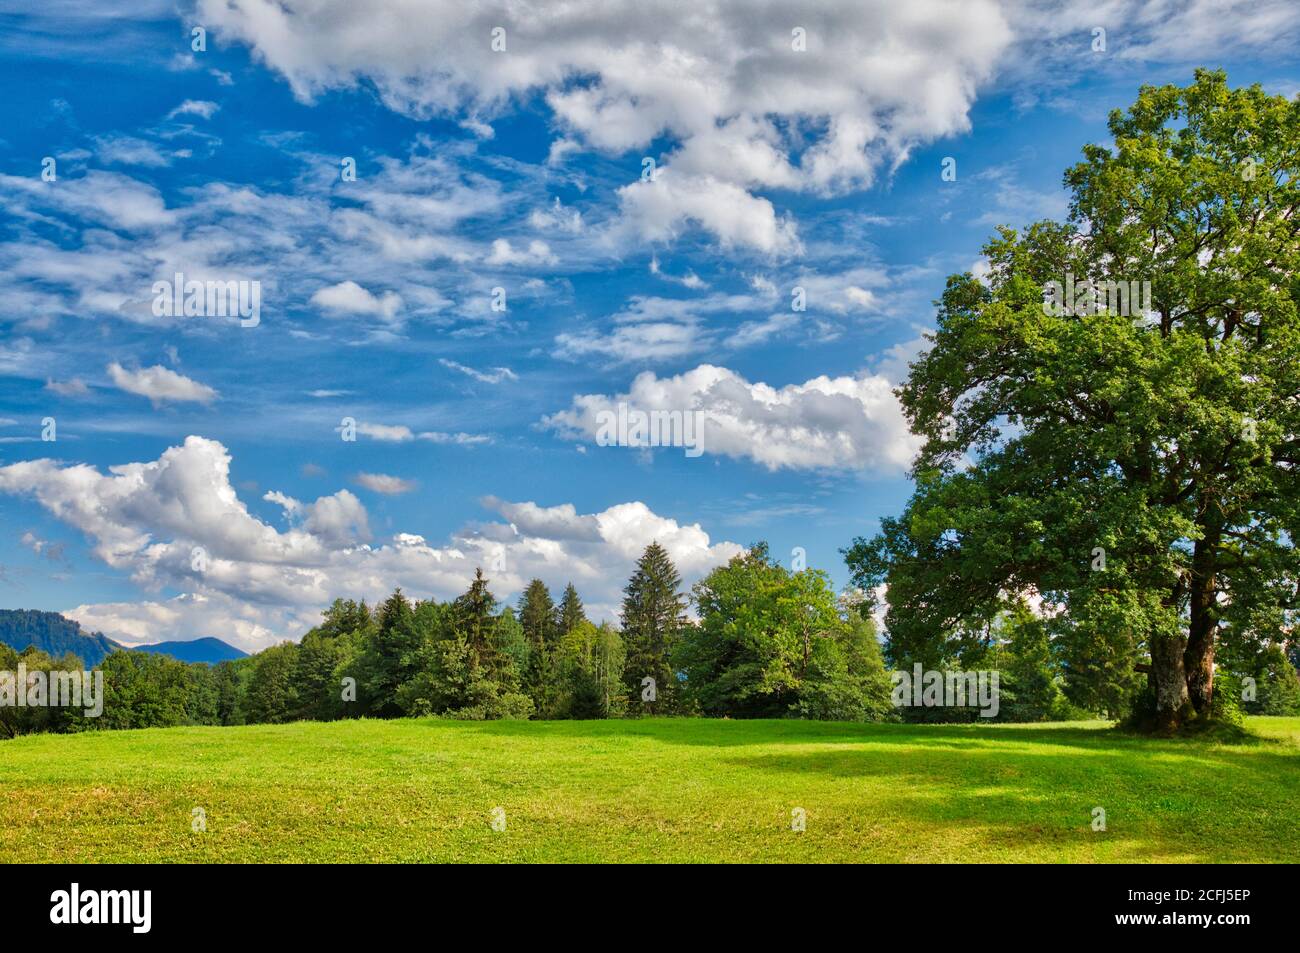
415,716,1291,756
714,739,1300,862
408,718,1300,861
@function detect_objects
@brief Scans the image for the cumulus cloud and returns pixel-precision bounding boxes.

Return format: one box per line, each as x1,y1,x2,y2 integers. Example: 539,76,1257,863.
613,172,801,255
66,593,312,653
192,0,1300,248
107,362,218,405
198,0,1008,190
310,280,403,320
196,0,1012,249
0,436,741,648
484,238,557,266
263,487,372,549
544,364,922,472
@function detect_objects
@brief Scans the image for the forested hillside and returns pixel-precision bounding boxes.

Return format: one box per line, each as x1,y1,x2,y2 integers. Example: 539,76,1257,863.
0,609,120,666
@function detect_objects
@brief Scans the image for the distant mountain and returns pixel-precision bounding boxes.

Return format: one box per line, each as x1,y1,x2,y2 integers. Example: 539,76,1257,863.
0,610,249,666
0,609,121,666
133,637,248,664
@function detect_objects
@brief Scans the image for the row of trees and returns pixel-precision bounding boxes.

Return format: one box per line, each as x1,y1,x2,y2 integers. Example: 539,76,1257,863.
5,539,1103,736
6,548,1296,740
3,542,893,735
8,531,1293,741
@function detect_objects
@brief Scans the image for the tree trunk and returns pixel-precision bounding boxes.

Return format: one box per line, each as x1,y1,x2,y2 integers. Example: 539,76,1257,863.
1150,631,1192,732
1184,533,1219,716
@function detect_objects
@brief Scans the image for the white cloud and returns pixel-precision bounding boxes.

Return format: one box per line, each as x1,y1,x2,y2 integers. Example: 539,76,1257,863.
1009,0,1300,69
726,312,799,349
46,377,90,397
167,99,221,120
439,358,518,384
94,135,181,168
190,0,1300,251
66,593,313,654
418,430,492,445
556,319,705,364
21,531,64,562
310,280,403,320
546,138,581,165
0,436,742,648
0,169,172,231
107,362,218,405
650,255,707,290
613,172,800,255
353,472,418,495
544,364,922,472
339,421,491,444
528,197,583,234
554,291,775,364
0,146,493,336
353,421,413,441
845,286,879,310
790,265,902,315
196,0,1013,248
873,332,934,384
484,238,557,266
198,0,1009,192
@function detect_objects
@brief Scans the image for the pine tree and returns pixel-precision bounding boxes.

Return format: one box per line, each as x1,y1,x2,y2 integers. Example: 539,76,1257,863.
621,542,687,714
558,583,587,637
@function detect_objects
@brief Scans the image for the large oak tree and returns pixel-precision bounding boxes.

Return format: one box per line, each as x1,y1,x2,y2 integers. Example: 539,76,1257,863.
845,71,1300,732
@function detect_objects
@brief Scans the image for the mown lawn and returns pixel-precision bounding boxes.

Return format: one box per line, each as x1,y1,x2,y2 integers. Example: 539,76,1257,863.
2,716,1297,862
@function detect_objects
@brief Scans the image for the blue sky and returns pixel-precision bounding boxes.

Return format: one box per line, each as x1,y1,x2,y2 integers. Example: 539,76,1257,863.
1,1,1298,650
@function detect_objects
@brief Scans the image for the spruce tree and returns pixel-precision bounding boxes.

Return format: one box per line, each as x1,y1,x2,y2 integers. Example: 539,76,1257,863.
519,580,558,651
518,579,558,714
452,568,504,679
621,542,687,714
558,583,587,637
362,588,422,716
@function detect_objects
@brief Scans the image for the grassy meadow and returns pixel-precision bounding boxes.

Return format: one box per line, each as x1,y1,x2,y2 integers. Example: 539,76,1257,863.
2,716,1298,863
